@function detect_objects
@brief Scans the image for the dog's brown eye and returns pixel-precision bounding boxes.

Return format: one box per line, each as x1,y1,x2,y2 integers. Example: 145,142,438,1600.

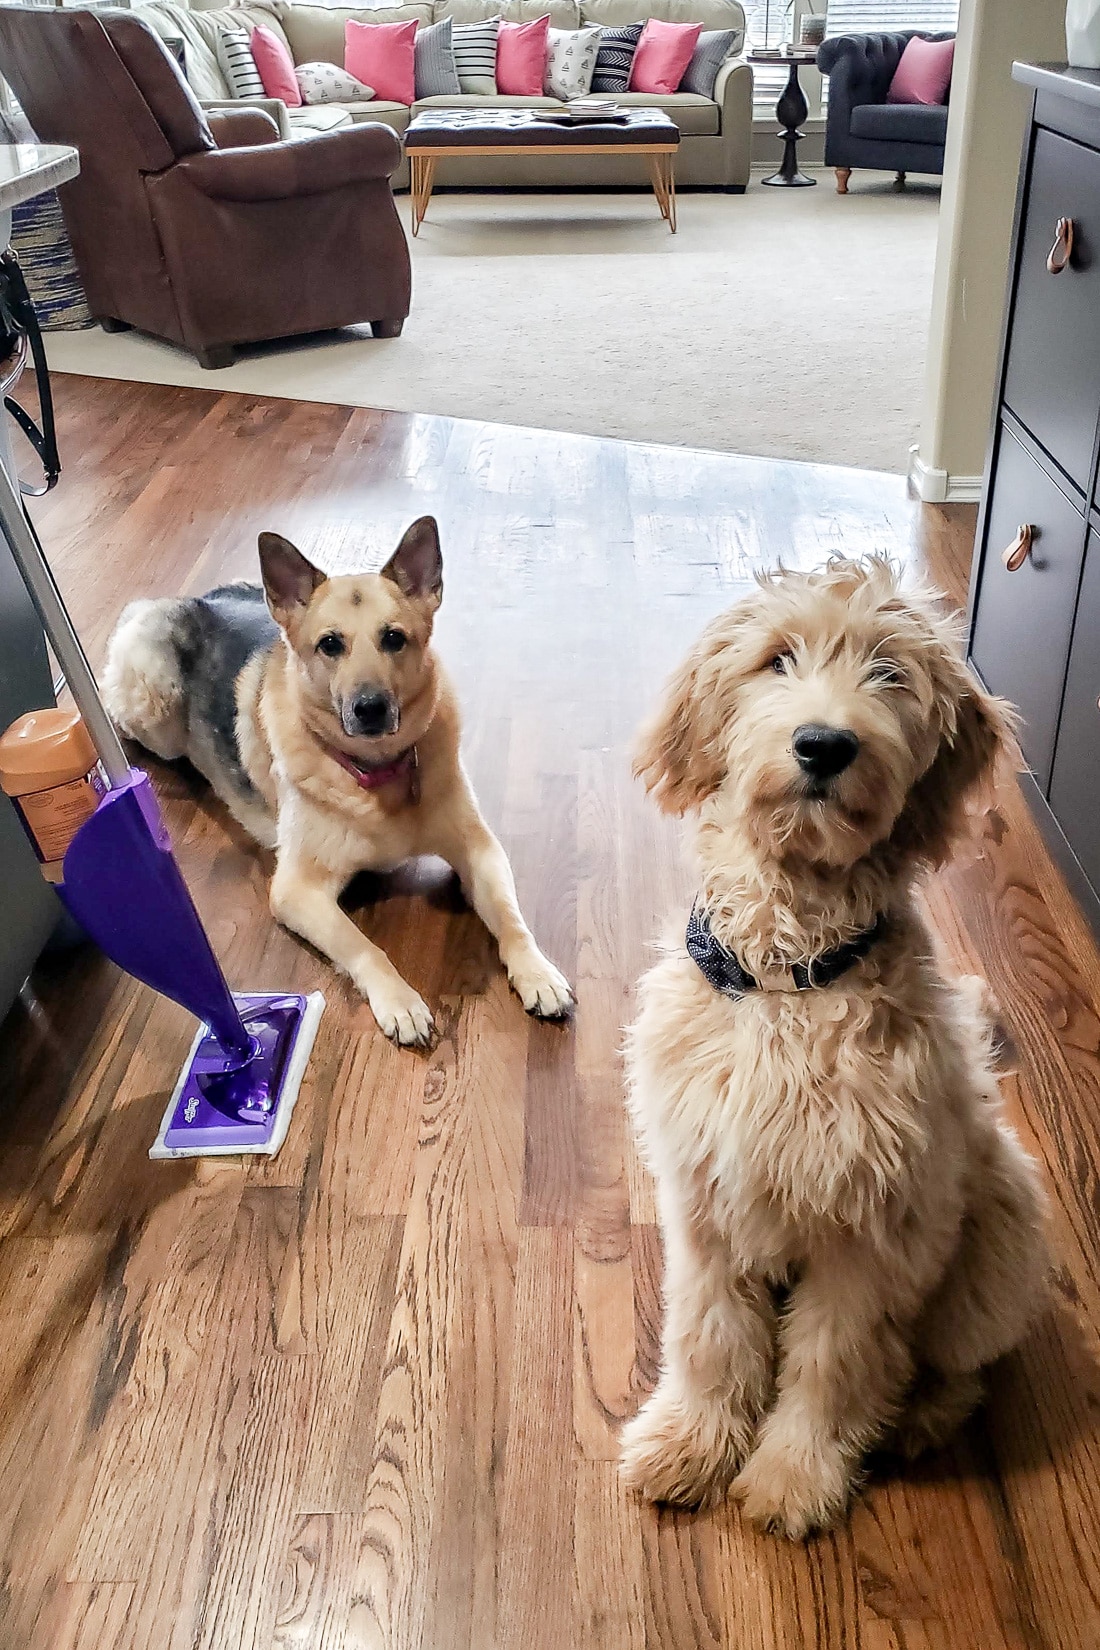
769,650,794,673
869,661,904,686
380,627,407,654
316,632,345,659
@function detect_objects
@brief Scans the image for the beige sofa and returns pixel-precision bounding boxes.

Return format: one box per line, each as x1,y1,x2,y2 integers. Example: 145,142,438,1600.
136,0,752,191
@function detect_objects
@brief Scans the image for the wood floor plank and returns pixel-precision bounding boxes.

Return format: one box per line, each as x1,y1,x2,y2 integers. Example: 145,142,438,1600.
2,376,1100,1646
496,1228,576,1650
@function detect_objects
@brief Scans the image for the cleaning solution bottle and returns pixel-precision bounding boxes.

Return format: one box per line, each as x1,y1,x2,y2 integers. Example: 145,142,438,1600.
0,705,105,881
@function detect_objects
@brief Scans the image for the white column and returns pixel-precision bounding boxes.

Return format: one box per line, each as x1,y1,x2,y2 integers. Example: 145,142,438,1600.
910,0,1066,504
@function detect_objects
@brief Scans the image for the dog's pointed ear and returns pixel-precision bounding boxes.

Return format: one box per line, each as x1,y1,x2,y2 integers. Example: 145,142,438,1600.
633,620,735,815
892,629,1016,865
259,533,327,625
381,517,443,609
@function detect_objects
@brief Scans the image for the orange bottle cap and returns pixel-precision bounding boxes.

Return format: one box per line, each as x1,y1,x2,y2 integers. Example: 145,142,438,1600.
0,706,99,798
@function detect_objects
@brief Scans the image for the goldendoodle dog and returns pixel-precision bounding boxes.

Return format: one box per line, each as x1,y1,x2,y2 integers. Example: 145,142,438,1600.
619,558,1048,1539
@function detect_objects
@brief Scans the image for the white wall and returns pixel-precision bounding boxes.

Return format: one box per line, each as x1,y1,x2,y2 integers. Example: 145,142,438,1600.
912,0,1067,502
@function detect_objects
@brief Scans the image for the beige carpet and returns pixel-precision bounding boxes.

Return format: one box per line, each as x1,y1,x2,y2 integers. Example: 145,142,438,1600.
44,170,939,473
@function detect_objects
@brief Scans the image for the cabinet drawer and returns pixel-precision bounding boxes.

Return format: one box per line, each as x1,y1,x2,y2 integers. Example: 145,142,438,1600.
1049,532,1100,893
970,426,1086,790
1003,128,1100,491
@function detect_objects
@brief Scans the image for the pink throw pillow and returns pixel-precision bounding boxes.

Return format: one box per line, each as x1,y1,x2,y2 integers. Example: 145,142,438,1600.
497,15,550,97
886,35,955,105
345,18,417,106
628,19,702,95
250,24,302,108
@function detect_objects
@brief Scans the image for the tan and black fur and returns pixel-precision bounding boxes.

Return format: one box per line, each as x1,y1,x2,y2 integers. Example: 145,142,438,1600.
102,518,573,1046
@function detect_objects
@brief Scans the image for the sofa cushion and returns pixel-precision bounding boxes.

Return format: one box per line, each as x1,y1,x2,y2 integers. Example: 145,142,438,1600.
415,16,462,96
345,17,417,103
592,23,641,93
850,100,948,145
336,99,411,133
453,19,499,92
414,91,559,106
138,2,297,99
251,22,303,104
887,34,954,106
544,24,600,99
215,28,267,99
582,0,743,32
497,15,550,95
296,61,375,103
435,0,581,25
286,103,356,131
629,19,700,93
602,89,718,133
680,26,741,95
274,4,432,69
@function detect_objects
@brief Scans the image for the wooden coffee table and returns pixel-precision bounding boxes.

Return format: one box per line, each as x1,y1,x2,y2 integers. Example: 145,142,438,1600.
404,108,680,235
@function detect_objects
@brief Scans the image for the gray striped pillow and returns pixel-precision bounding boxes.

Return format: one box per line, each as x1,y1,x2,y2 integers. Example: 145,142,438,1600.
216,27,266,100
680,28,742,96
452,19,498,96
415,16,461,98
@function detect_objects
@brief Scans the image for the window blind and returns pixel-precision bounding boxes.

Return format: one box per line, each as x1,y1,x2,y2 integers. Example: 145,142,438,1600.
824,1,959,33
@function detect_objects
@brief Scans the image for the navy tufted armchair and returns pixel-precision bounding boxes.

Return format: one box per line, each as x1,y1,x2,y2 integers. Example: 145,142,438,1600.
816,30,954,194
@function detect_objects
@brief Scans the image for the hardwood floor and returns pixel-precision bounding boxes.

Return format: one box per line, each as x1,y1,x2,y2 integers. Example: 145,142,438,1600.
1,374,1099,1649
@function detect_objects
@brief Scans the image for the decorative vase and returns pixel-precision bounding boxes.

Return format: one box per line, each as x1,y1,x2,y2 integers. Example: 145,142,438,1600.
1067,0,1100,69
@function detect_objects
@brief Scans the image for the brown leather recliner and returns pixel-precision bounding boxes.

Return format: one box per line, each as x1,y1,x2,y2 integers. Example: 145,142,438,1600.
0,7,411,368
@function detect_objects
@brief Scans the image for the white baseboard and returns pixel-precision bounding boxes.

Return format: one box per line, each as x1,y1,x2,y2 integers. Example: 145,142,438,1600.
907,446,983,504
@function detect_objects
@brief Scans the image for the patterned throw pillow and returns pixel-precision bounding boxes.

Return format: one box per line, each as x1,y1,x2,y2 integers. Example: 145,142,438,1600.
415,16,461,98
296,61,375,105
216,27,266,100
544,25,601,101
680,27,742,96
452,20,499,95
591,23,641,95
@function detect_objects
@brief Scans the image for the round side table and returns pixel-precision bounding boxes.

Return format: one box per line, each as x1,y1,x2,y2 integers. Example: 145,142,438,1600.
749,49,819,187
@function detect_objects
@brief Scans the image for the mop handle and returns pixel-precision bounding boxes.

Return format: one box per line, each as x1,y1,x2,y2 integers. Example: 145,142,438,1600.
0,454,130,786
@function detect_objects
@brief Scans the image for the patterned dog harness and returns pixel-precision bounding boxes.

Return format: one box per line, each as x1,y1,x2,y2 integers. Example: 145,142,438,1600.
686,902,887,999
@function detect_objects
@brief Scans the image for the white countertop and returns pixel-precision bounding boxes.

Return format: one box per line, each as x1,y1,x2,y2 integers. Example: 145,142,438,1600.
0,144,79,212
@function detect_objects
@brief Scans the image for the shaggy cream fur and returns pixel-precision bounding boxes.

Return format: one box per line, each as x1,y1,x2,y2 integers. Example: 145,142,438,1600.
619,559,1049,1539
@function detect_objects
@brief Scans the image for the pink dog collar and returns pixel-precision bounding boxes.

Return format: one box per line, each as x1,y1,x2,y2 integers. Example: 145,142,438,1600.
323,740,420,802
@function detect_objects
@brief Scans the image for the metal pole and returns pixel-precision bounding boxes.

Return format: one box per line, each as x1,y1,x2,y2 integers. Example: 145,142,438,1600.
0,456,130,786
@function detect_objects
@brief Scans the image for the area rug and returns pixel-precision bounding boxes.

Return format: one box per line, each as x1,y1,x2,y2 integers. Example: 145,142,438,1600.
42,171,939,474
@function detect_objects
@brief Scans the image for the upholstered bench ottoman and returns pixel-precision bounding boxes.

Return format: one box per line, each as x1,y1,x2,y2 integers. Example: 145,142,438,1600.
404,108,681,234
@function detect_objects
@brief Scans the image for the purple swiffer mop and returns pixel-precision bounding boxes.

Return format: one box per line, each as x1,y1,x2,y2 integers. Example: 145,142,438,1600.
0,460,322,1159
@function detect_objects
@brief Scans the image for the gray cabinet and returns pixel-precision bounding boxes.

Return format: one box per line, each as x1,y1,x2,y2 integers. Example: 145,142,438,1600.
967,64,1100,941
0,523,60,1021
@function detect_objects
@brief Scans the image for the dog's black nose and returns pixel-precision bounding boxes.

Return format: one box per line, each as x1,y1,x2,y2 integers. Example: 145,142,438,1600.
346,688,394,738
792,723,860,781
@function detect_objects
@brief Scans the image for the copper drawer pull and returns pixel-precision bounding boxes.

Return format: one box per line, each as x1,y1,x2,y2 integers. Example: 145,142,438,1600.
1047,216,1074,273
1002,523,1033,571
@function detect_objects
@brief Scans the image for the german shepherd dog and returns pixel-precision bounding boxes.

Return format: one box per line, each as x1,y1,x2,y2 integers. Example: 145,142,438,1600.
102,517,573,1046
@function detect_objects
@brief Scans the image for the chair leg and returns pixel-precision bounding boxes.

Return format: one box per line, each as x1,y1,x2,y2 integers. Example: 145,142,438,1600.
195,344,235,369
371,318,404,339
98,317,131,333
835,167,851,195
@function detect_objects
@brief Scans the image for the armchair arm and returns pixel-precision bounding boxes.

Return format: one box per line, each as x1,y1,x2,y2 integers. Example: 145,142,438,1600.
200,96,291,140
170,121,403,203
206,107,281,148
714,56,752,190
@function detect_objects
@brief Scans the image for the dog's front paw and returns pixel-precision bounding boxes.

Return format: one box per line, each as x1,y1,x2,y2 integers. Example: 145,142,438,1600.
367,981,436,1049
619,1388,752,1509
508,949,574,1020
733,1429,852,1540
